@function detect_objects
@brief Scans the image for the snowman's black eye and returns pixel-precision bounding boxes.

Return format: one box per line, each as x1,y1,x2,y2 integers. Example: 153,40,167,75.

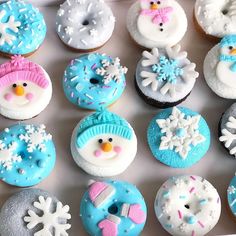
12,84,17,88
98,139,103,144
157,1,161,4
23,83,27,87
150,1,154,4
108,138,113,142
229,46,233,50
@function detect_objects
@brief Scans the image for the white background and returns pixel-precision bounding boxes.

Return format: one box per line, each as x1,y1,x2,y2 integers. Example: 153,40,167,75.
0,0,235,235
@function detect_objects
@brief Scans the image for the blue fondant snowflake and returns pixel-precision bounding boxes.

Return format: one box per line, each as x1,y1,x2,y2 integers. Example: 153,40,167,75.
152,56,183,84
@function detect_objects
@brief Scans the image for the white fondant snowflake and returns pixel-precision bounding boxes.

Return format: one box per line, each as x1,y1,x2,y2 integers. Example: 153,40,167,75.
96,57,128,85
0,10,21,46
156,107,205,159
57,8,65,16
178,223,187,232
140,45,198,97
161,203,171,214
219,116,236,156
89,28,98,37
65,26,73,35
24,196,71,236
228,185,236,195
0,141,21,170
19,125,52,153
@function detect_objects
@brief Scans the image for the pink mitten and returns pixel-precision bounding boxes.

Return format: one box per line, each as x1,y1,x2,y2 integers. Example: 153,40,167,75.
121,203,146,224
98,215,120,236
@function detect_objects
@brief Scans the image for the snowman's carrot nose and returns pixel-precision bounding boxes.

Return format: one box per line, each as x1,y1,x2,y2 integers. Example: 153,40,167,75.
101,142,113,152
150,2,158,10
14,85,25,96
230,48,236,55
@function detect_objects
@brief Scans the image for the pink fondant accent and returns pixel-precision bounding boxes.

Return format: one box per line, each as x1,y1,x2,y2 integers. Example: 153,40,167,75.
4,93,13,101
198,221,205,228
189,187,195,193
178,210,182,219
191,230,195,236
89,182,108,203
128,204,146,224
141,7,173,24
98,219,118,236
190,176,196,181
114,146,122,154
26,93,34,101
0,71,49,89
94,149,102,157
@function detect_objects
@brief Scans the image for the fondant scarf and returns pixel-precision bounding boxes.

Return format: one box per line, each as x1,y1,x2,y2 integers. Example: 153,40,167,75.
219,54,236,72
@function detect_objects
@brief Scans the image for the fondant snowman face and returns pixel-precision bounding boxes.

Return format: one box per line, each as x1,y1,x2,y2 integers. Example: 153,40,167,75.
216,41,236,88
0,81,47,110
78,133,137,166
137,0,187,44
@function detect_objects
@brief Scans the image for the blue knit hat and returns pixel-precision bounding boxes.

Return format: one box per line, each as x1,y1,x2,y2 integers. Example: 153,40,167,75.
76,109,132,148
220,35,236,48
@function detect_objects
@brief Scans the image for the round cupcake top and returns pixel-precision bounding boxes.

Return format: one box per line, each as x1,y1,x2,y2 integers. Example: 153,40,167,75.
0,0,46,55
147,107,210,168
63,53,127,110
71,108,137,176
155,175,221,236
56,0,115,50
0,124,56,187
80,180,147,236
227,173,236,217
126,0,187,48
0,55,52,120
135,45,198,104
195,0,236,38
204,35,236,99
0,189,71,236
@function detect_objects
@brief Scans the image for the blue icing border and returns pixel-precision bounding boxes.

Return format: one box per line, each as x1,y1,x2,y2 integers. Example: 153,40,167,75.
227,174,236,216
63,53,126,110
0,124,56,187
80,180,147,236
0,0,46,55
147,107,211,168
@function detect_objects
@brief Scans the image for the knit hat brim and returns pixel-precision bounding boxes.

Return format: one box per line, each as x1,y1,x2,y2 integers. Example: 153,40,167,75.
77,124,132,148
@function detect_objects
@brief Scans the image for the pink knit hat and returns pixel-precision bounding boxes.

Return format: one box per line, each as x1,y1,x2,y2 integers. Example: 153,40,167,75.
88,181,115,208
0,55,49,89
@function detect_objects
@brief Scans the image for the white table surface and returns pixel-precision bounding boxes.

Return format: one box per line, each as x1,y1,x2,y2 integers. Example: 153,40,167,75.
0,0,236,235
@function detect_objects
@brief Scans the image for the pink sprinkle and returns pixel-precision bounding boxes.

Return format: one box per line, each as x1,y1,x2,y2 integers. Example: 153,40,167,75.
87,102,93,105
102,85,111,89
198,221,204,228
191,230,195,236
4,93,13,101
91,63,97,70
94,150,102,157
70,92,74,98
177,210,182,219
114,146,122,154
189,187,195,193
190,176,196,180
26,93,34,101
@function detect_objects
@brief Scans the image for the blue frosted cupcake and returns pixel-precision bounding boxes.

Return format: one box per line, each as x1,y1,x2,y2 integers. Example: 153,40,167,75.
227,173,236,219
0,0,46,56
63,53,127,110
0,124,56,187
147,106,210,168
80,180,147,236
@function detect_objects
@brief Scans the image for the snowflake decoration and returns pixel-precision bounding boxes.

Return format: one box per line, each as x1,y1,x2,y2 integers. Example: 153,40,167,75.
65,26,73,35
178,223,187,232
0,141,21,170
96,57,128,85
161,203,171,214
0,10,21,46
219,116,236,156
152,56,183,83
57,8,65,16
89,29,98,37
19,125,52,153
156,107,205,159
228,185,236,194
140,45,198,97
24,196,71,236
